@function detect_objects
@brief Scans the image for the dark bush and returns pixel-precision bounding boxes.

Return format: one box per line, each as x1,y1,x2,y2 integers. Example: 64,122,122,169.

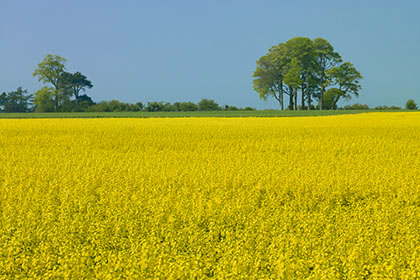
198,99,220,111
405,99,418,110
343,103,370,110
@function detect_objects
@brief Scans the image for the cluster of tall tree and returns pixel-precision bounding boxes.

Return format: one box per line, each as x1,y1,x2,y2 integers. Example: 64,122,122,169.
33,54,93,112
0,87,33,112
253,37,362,110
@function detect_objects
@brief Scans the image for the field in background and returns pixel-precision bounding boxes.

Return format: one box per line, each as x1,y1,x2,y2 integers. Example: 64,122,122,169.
0,110,397,119
1,113,420,278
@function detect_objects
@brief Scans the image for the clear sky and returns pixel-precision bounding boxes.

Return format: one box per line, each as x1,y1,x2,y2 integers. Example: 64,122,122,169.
1,0,419,109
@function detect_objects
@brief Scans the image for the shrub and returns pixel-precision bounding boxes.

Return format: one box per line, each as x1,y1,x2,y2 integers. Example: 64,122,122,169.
198,99,220,111
343,103,370,110
173,102,198,112
374,105,401,111
405,99,418,110
224,105,239,111
374,105,389,110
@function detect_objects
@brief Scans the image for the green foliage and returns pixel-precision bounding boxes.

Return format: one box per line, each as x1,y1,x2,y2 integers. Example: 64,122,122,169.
224,105,239,111
343,103,370,110
88,102,110,112
145,101,173,112
285,37,315,73
253,46,286,105
173,102,199,112
109,100,127,112
327,62,362,103
405,99,418,110
310,38,341,110
198,99,220,111
77,94,94,106
59,71,93,107
70,95,95,112
33,87,56,112
374,105,402,110
0,87,33,112
88,100,143,112
284,58,303,89
390,106,402,110
85,100,248,113
313,38,342,84
323,88,345,110
33,54,67,89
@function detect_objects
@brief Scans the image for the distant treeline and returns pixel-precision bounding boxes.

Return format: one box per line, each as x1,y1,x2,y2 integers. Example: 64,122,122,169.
0,88,255,113
1,87,415,113
89,99,255,112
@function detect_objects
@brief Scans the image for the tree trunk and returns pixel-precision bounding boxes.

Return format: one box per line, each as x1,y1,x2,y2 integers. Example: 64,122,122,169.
75,93,79,108
333,96,339,110
301,87,305,110
55,92,59,112
294,88,298,111
75,87,80,108
306,72,311,110
289,87,293,110
320,86,324,110
280,84,284,110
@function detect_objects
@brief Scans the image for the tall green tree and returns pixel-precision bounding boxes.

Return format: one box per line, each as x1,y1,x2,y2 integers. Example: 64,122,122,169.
313,38,342,110
283,37,315,110
33,54,67,111
326,62,362,109
253,44,288,110
60,71,93,108
0,87,33,112
284,58,303,110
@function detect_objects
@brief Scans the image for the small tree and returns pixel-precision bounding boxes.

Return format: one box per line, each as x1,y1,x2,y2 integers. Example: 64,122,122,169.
128,102,144,111
198,99,219,111
173,102,198,111
73,94,95,111
145,101,172,112
343,103,369,110
33,87,56,112
88,101,111,112
405,99,418,110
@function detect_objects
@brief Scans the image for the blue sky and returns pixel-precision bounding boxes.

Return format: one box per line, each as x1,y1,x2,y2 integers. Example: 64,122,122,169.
1,0,419,109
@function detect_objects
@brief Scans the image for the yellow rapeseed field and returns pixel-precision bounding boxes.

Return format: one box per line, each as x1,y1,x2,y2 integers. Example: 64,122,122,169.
1,113,420,279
